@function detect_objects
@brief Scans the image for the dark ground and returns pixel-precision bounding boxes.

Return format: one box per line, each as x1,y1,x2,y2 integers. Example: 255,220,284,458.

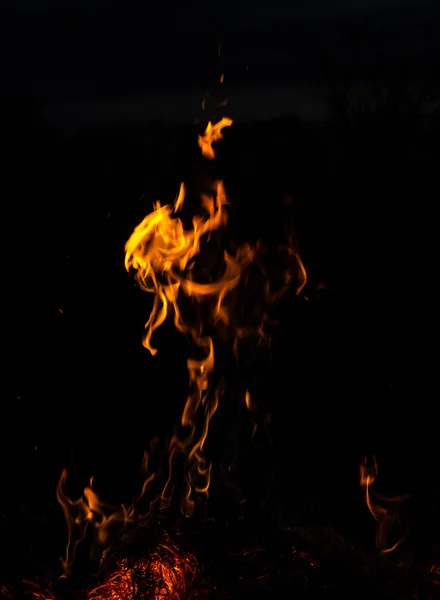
2,99,440,591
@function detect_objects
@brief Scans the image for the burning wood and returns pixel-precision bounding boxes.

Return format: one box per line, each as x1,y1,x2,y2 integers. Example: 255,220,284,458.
87,536,197,600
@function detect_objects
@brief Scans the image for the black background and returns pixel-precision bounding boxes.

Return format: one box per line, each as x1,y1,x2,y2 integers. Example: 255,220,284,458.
2,0,440,586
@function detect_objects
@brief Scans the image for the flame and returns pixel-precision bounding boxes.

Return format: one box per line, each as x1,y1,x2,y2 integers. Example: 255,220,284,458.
56,116,308,581
123,121,263,518
264,246,307,304
360,456,411,554
124,180,232,354
245,389,259,440
56,118,253,576
197,118,233,160
57,442,158,577
243,389,272,448
124,151,257,516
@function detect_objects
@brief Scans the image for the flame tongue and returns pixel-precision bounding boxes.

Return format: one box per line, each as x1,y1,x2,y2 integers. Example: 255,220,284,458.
56,469,136,578
124,180,231,354
360,456,411,554
197,118,232,160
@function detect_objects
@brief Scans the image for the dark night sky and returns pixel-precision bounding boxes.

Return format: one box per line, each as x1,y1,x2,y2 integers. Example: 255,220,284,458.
1,0,439,127
1,0,433,18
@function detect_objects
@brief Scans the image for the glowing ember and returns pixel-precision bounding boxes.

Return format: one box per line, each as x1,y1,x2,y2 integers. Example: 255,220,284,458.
0,584,14,599
292,547,320,569
23,580,56,600
88,537,197,600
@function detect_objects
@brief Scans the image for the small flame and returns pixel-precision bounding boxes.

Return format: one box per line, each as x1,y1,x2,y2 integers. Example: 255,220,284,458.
198,118,233,160
245,389,258,440
360,456,411,554
57,469,137,577
264,246,307,304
